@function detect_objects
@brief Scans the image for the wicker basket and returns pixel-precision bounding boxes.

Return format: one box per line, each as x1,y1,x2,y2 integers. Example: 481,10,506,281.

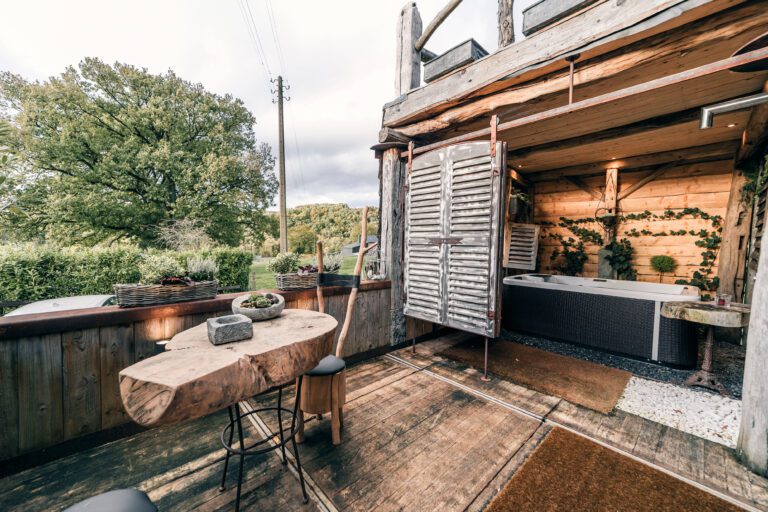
114,280,218,307
274,272,317,291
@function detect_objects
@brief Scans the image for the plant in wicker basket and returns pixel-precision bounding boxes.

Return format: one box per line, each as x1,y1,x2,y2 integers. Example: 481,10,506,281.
187,257,219,282
115,254,219,307
138,254,186,284
268,252,317,290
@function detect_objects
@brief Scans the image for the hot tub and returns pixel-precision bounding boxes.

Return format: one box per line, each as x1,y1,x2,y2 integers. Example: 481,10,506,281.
502,274,701,367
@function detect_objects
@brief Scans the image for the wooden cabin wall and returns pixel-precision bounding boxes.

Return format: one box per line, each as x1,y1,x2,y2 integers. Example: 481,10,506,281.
534,160,733,284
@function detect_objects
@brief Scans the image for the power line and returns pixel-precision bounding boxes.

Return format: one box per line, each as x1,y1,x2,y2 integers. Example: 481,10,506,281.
264,0,287,75
237,0,272,81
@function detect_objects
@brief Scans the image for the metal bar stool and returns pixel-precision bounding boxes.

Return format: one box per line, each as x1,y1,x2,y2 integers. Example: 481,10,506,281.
219,375,308,511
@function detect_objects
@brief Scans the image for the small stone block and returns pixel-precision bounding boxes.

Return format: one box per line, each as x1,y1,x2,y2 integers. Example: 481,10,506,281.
207,314,253,345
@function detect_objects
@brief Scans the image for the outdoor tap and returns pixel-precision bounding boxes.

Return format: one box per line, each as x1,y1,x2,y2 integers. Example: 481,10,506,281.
699,92,768,129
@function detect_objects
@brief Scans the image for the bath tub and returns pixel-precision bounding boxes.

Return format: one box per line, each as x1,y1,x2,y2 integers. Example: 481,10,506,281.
502,274,701,367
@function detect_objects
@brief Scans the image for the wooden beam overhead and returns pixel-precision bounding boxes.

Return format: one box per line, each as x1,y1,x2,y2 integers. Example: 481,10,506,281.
736,81,768,167
565,176,602,200
618,162,675,200
526,141,739,181
383,0,747,128
403,47,768,159
519,112,746,174
507,167,529,187
391,3,768,139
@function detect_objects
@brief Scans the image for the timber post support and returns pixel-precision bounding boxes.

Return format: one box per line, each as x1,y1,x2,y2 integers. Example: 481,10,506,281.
738,235,768,476
395,2,423,96
380,148,407,346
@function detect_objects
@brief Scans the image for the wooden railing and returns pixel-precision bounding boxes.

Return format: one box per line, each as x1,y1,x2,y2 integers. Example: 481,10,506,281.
0,281,429,462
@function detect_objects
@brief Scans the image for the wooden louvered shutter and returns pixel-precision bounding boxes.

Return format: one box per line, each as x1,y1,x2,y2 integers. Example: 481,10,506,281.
404,141,506,338
504,223,540,270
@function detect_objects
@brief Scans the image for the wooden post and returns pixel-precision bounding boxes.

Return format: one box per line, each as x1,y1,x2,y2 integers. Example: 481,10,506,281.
380,148,407,345
316,241,325,314
605,167,618,216
498,0,515,48
395,2,423,95
738,237,768,476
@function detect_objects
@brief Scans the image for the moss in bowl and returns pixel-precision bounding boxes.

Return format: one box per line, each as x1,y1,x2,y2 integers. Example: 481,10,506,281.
232,293,285,321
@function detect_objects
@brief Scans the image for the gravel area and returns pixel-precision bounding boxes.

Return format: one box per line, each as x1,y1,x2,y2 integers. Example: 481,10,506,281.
617,377,741,448
501,329,745,398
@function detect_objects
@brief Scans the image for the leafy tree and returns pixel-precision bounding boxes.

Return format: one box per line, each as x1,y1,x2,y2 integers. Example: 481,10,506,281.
288,225,317,254
0,58,277,247
287,203,378,253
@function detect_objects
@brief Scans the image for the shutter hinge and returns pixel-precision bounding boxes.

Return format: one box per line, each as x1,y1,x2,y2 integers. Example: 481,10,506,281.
487,309,496,320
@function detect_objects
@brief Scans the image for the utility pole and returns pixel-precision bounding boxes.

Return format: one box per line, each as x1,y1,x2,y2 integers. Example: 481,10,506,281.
272,75,290,252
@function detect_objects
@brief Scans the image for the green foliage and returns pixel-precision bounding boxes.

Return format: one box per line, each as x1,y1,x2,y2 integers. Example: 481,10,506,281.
198,248,252,290
315,253,342,273
0,245,142,302
0,245,252,303
0,58,278,247
267,252,299,275
550,238,588,276
287,204,378,254
605,238,637,281
740,155,768,205
137,254,185,284
187,257,218,282
650,255,677,274
288,225,318,254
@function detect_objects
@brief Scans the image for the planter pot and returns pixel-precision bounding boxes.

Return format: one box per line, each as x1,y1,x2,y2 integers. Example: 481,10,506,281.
114,280,218,307
232,293,285,321
274,272,317,291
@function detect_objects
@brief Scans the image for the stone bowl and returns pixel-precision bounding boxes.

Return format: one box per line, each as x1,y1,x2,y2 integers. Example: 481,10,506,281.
231,293,285,322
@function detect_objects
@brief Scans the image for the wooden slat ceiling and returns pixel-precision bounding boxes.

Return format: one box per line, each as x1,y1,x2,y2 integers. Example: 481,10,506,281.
512,110,749,174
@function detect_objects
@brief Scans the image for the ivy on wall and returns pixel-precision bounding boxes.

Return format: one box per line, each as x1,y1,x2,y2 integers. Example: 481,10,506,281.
542,207,723,291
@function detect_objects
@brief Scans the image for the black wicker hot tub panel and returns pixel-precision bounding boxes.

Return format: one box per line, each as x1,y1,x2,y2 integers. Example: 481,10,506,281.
502,285,697,367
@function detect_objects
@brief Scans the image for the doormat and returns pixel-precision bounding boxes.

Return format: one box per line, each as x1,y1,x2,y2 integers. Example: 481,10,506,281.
486,428,741,512
438,338,630,413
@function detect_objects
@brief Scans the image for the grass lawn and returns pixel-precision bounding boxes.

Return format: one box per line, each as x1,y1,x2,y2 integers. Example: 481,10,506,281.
248,255,361,291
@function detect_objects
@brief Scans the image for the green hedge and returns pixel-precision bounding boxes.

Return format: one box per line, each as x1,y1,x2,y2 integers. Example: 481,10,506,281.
0,245,252,303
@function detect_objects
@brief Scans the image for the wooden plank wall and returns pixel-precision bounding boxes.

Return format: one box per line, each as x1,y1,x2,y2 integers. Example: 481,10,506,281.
534,160,733,283
0,287,392,462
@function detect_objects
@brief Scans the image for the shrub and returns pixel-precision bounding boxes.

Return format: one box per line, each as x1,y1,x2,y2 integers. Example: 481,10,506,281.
138,254,185,284
0,244,253,305
651,255,677,283
187,257,218,282
267,252,300,274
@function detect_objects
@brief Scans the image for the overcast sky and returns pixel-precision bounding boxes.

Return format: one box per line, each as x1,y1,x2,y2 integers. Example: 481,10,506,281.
0,0,535,209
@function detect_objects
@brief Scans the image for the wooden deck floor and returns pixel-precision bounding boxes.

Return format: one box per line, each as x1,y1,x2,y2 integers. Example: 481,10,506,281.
1,333,766,511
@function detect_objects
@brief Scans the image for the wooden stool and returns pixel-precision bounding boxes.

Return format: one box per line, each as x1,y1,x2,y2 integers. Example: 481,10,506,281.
297,356,346,445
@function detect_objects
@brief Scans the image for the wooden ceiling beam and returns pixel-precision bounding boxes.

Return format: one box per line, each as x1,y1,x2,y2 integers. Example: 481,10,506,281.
565,176,602,200
526,141,739,181
403,46,768,159
383,0,746,128
391,3,768,139
736,81,768,167
618,162,676,200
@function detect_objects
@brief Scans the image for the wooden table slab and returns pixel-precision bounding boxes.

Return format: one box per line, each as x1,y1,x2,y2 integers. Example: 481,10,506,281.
661,302,750,328
119,309,337,427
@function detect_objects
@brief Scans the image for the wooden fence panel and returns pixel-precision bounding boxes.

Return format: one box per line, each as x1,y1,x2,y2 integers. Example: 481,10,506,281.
62,328,101,439
0,338,19,458
99,325,133,429
17,334,63,453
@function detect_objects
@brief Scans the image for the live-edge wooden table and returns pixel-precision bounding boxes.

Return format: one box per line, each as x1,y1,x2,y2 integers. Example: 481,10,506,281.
119,309,337,427
119,309,337,511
